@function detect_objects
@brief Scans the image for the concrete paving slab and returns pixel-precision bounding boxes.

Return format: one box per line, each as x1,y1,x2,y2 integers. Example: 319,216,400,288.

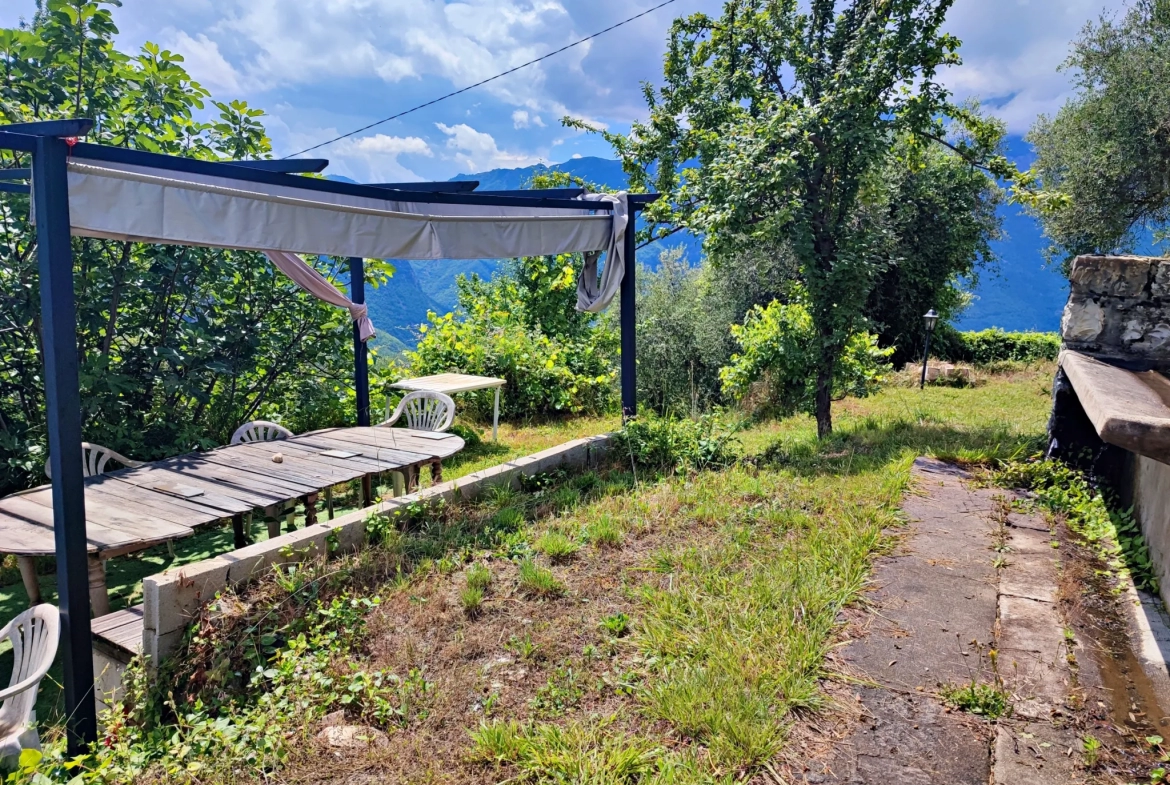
994,721,1084,784
999,550,1059,604
794,688,992,784
844,560,998,688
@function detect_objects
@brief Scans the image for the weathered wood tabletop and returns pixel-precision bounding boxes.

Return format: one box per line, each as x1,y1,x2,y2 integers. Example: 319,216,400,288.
0,426,463,615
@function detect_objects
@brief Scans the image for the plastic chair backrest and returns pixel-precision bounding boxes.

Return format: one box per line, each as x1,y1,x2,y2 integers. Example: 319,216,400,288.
230,421,293,445
383,390,455,432
44,442,142,480
0,605,59,734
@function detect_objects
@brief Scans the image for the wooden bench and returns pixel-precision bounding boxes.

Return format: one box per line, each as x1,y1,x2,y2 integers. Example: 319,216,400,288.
91,604,143,715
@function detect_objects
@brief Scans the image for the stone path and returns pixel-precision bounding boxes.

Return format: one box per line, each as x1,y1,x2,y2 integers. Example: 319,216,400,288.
790,457,1088,784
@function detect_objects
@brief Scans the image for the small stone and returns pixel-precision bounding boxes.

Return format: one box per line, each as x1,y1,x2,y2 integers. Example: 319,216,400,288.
321,709,347,727
316,725,390,749
272,453,284,463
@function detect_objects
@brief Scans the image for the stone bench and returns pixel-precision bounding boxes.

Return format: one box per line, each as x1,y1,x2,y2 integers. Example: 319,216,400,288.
1060,350,1170,463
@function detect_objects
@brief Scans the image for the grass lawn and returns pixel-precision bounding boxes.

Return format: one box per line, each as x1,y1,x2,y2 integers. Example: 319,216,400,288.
0,413,619,728
61,362,1056,783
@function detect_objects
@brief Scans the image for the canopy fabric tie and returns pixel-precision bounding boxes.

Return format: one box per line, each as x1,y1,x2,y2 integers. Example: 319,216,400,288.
576,192,629,313
264,250,376,342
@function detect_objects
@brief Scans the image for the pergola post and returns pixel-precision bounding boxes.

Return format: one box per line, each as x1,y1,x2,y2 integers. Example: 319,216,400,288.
620,206,638,420
32,133,97,752
349,257,370,427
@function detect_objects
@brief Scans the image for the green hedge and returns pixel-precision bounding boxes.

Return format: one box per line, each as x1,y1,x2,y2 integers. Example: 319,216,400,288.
933,327,1061,365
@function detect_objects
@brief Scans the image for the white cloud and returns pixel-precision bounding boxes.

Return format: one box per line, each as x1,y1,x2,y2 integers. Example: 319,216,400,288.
435,122,542,171
942,0,1109,133
570,153,582,159
164,31,243,94
511,110,547,129
327,133,433,182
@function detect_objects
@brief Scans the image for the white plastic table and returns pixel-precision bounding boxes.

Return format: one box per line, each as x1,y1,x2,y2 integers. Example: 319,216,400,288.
391,373,506,441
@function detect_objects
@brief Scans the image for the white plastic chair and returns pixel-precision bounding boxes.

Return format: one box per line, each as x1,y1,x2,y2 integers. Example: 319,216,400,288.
230,420,293,445
379,391,456,432
378,391,456,496
0,605,59,764
230,421,297,537
43,442,142,480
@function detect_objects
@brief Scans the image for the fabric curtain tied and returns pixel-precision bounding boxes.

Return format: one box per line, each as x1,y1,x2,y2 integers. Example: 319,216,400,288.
576,193,629,313
263,251,376,342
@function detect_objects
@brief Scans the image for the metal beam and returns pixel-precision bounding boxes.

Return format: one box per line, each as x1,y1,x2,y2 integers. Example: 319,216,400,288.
2,118,94,137
0,131,37,153
366,180,479,192
620,208,639,420
224,158,329,174
65,142,613,211
476,188,586,199
32,134,96,753
0,168,30,180
0,182,30,195
350,257,371,428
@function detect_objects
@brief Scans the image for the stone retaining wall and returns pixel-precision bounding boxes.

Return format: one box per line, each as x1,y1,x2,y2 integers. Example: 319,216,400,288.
140,433,612,664
1062,255,1170,368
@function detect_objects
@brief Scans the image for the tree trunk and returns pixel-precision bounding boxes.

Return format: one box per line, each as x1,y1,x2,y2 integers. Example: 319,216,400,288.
814,347,835,439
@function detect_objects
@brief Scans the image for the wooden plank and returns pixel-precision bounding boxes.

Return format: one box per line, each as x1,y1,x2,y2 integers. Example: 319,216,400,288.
201,444,358,488
0,493,116,554
110,466,256,515
92,604,143,653
246,440,374,480
83,476,226,528
156,454,318,498
292,432,432,469
320,427,464,460
21,485,194,544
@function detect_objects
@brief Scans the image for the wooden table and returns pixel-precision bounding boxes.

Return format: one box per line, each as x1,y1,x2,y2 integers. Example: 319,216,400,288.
0,427,463,615
391,373,506,441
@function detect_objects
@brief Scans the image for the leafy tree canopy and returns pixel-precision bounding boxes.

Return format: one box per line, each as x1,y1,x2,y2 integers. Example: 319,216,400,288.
1027,0,1170,267
0,0,390,495
570,0,1013,436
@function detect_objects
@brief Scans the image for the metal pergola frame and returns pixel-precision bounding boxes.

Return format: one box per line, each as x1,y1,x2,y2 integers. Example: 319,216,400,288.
0,118,656,752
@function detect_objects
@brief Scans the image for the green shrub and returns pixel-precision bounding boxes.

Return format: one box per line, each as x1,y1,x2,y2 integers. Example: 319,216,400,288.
407,256,618,418
611,412,740,473
933,327,1060,365
449,423,482,448
719,298,893,415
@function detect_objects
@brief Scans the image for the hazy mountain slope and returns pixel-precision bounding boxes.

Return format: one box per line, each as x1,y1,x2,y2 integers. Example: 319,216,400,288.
354,140,1072,343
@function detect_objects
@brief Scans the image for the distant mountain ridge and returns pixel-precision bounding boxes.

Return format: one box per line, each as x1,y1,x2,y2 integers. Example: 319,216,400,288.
358,143,1070,352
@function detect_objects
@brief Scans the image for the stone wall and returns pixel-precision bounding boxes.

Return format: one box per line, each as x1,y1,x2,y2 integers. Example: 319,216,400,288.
1062,255,1170,369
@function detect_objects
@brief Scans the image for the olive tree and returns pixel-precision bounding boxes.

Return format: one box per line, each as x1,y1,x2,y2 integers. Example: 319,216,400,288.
1027,0,1170,267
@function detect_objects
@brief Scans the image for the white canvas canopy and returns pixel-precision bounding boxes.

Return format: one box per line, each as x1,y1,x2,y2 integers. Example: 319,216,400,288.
59,158,628,312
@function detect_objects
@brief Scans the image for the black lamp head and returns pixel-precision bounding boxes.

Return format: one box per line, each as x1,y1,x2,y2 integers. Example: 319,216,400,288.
923,309,939,332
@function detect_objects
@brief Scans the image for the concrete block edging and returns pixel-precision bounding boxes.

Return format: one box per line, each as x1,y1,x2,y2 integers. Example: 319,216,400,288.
140,433,613,663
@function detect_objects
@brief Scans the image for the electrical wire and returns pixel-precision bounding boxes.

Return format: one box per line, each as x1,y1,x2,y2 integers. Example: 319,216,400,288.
282,0,683,159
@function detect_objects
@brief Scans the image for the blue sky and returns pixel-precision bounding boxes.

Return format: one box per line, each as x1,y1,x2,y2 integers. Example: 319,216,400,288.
3,0,1118,182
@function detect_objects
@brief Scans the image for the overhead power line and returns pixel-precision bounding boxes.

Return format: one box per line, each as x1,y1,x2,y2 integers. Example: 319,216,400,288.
283,0,683,159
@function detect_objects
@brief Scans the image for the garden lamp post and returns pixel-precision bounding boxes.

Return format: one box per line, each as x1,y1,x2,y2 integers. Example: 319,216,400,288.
920,309,939,389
